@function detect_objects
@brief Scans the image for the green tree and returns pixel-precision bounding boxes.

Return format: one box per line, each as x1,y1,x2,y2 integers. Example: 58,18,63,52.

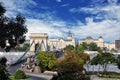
22,43,30,51
117,55,120,69
55,49,86,80
76,45,84,53
88,42,98,51
65,45,74,50
14,70,26,79
91,52,116,74
80,42,88,50
36,51,57,70
0,3,27,50
0,57,10,80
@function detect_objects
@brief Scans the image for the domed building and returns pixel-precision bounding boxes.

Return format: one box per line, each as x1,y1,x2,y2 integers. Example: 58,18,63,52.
79,36,115,51
29,32,75,53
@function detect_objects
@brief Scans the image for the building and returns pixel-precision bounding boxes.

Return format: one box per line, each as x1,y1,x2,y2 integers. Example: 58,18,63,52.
29,32,75,54
115,40,120,51
29,32,116,54
79,36,115,51
48,32,75,51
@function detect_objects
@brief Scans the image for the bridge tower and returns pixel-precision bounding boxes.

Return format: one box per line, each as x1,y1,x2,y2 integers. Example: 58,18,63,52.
29,33,48,55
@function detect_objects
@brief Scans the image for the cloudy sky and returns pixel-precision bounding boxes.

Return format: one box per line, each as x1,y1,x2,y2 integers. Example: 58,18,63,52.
0,0,120,42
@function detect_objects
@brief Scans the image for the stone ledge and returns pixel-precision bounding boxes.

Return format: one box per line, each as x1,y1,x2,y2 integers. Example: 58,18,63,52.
43,71,58,75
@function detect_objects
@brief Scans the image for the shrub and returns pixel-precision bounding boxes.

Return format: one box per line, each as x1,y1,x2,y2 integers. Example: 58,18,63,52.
36,51,57,70
14,70,26,79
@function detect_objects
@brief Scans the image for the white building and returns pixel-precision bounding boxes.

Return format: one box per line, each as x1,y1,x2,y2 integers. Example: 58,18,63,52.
29,32,75,54
79,36,115,51
48,33,75,51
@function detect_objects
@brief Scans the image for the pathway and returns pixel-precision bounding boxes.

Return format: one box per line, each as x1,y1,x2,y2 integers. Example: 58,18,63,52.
91,75,120,80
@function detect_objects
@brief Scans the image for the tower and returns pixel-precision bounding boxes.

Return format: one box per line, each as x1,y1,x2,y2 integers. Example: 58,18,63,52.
29,33,48,55
67,31,73,40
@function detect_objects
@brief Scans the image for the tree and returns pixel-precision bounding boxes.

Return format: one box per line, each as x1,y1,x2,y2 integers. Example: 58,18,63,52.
76,45,84,53
14,70,26,79
0,3,27,51
80,42,88,50
22,43,30,51
88,42,98,51
55,49,86,80
0,57,10,80
117,55,120,69
76,44,90,64
36,51,57,70
91,52,116,74
65,45,74,50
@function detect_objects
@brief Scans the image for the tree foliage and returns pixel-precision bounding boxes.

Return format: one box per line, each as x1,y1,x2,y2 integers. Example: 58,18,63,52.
14,70,26,79
0,57,10,80
65,45,74,50
54,49,90,80
91,52,116,73
79,42,100,51
117,55,120,69
36,51,57,70
76,44,90,64
88,42,99,51
0,3,27,50
76,45,84,53
56,49,84,74
80,42,88,50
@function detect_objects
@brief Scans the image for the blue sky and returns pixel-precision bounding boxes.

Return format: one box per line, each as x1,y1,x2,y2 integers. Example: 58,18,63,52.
1,0,120,42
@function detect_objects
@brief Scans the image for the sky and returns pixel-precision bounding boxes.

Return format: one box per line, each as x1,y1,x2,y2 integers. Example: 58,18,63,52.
0,0,120,42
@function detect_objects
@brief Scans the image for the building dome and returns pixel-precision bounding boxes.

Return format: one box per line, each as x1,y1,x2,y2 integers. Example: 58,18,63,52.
99,36,103,38
86,36,93,39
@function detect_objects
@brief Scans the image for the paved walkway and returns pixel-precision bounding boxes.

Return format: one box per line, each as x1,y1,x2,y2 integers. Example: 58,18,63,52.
91,75,120,80
26,73,53,80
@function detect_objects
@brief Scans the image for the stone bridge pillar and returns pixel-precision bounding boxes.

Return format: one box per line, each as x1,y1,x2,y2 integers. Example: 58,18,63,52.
29,33,48,55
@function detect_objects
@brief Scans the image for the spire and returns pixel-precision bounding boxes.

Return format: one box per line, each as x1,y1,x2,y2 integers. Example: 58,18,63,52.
68,30,72,37
99,36,103,38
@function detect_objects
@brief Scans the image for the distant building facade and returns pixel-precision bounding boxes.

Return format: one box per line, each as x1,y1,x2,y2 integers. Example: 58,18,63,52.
29,32,75,54
79,36,115,51
115,40,120,51
29,33,116,54
48,32,75,51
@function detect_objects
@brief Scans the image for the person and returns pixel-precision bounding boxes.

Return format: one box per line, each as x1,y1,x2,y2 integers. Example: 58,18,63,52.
30,64,36,72
21,63,25,68
30,57,34,63
26,57,31,64
4,40,11,52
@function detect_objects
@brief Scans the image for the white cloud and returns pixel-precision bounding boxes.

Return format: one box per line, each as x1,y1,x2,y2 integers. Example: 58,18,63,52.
1,0,68,39
26,18,68,39
72,18,120,42
69,0,120,42
0,0,37,17
1,0,120,42
56,0,62,2
108,0,118,5
61,4,69,7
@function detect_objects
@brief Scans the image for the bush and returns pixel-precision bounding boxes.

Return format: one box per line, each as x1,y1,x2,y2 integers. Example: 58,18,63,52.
14,70,26,79
0,57,10,80
36,51,57,70
54,49,89,80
